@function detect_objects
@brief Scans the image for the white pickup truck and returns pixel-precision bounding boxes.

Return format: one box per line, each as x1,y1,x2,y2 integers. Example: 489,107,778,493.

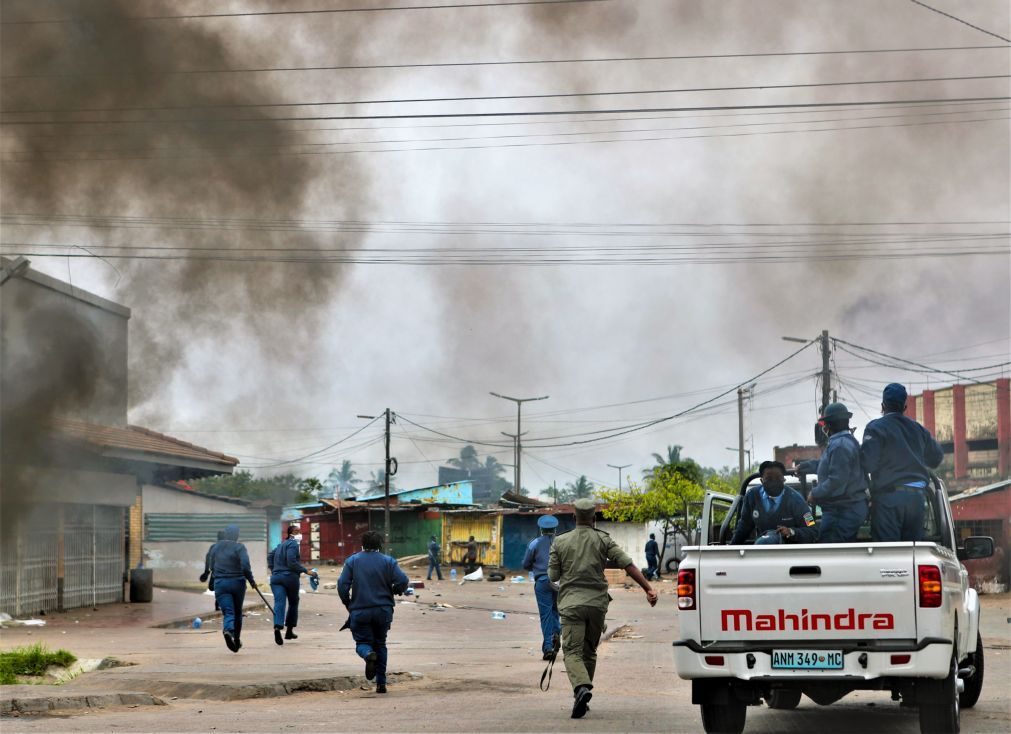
672,472,994,734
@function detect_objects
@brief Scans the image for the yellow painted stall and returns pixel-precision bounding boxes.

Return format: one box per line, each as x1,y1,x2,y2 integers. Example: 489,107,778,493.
442,511,502,567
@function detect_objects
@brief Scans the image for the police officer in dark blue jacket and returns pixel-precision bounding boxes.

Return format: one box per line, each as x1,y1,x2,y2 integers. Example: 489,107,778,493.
267,525,318,646
730,461,816,545
806,402,869,543
338,531,410,694
861,383,944,542
522,515,561,660
211,523,258,653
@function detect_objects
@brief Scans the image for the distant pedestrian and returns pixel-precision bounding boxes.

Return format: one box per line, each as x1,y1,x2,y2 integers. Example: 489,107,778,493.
861,383,944,542
464,536,478,574
523,515,561,660
549,498,657,719
644,533,660,580
267,525,318,646
211,524,258,653
338,531,409,694
426,535,443,581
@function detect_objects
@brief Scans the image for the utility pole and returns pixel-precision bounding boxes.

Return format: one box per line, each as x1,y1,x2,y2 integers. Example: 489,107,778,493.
737,388,746,485
819,329,831,413
490,392,548,497
501,431,527,492
358,410,397,550
607,463,631,491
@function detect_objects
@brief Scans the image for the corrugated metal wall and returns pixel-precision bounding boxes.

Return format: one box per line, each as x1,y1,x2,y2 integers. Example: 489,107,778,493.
0,503,125,617
442,513,502,566
501,514,575,569
388,511,441,559
145,513,266,542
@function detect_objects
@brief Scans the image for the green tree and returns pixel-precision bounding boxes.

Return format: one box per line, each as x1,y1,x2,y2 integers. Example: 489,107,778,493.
297,477,324,503
191,471,305,505
557,475,594,503
644,443,705,485
366,469,397,496
325,460,361,499
599,464,705,570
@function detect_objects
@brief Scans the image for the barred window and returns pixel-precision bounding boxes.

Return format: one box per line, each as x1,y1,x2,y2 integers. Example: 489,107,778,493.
954,519,1003,541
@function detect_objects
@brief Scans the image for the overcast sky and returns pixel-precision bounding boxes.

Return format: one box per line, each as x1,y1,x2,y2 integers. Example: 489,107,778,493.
3,0,1009,497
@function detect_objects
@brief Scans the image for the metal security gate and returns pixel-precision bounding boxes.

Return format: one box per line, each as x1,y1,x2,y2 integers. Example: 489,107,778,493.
0,503,125,616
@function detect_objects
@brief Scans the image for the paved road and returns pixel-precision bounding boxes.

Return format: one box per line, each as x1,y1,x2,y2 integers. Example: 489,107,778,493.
3,572,1010,732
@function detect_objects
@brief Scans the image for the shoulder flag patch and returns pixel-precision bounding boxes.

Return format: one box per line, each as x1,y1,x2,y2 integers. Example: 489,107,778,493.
804,512,816,527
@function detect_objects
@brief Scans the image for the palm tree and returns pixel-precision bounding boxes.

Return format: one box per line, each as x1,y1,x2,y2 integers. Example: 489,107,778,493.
644,444,684,478
326,460,361,499
558,475,594,503
367,469,396,496
447,444,481,471
482,455,506,477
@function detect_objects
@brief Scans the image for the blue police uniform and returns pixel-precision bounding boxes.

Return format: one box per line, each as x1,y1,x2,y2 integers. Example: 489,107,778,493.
861,407,943,542
729,486,816,545
338,550,409,687
426,537,443,580
268,537,310,633
811,431,870,543
644,536,660,579
522,515,561,656
211,524,256,648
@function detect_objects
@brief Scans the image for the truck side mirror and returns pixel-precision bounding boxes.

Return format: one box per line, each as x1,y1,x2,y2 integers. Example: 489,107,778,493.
957,536,994,561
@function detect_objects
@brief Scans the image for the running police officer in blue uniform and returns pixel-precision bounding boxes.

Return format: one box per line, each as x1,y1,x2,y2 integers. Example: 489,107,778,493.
730,461,816,545
426,535,443,581
267,525,318,646
644,533,660,580
211,523,258,653
522,515,561,660
803,402,869,543
199,529,226,610
338,531,409,694
861,383,944,542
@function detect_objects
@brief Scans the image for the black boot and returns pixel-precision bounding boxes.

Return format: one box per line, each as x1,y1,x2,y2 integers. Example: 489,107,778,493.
224,631,239,653
376,683,387,694
274,626,284,646
365,651,377,681
571,685,593,719
285,626,298,640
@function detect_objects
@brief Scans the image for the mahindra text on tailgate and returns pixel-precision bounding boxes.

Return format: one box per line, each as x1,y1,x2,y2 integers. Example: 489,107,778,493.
698,547,915,642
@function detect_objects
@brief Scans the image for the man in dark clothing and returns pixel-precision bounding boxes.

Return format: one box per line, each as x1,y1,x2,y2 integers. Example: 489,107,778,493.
730,461,816,545
522,515,560,660
211,524,258,653
200,530,226,610
802,402,869,543
861,383,944,542
426,535,443,581
267,525,318,646
338,531,409,694
644,533,660,580
464,536,478,574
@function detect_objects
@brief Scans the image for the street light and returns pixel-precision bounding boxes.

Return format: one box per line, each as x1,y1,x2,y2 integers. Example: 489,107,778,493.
607,463,631,491
490,392,548,495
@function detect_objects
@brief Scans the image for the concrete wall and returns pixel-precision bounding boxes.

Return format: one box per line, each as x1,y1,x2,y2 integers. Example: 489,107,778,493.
142,485,268,587
1,263,130,427
596,521,651,568
12,467,138,507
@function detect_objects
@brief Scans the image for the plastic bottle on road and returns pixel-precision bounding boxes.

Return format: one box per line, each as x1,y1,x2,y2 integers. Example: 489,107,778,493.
450,568,457,580
491,611,506,620
193,617,202,629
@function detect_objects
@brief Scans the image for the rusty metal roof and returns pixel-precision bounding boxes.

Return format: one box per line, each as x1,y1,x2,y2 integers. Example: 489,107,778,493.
54,418,239,468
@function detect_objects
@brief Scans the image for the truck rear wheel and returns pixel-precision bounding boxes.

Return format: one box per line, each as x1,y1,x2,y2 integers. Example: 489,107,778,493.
918,654,960,734
766,689,802,709
700,700,746,734
959,631,984,709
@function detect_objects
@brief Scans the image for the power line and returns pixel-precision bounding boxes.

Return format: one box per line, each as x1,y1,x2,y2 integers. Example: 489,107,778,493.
832,338,1002,386
2,96,1007,126
9,106,1007,158
0,0,610,25
8,74,1007,115
243,414,382,468
907,0,1011,44
5,44,1004,80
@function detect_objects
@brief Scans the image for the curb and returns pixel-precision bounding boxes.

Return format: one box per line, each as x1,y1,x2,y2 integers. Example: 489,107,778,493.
87,671,423,702
1,692,164,716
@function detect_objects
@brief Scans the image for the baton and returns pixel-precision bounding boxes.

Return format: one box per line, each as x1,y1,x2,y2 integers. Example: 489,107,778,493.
252,584,274,613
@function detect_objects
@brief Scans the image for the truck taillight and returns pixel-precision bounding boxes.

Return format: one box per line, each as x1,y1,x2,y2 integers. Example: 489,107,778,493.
677,568,696,610
918,565,942,608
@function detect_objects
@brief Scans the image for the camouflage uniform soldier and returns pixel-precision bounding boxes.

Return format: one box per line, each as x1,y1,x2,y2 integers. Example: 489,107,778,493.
548,497,658,719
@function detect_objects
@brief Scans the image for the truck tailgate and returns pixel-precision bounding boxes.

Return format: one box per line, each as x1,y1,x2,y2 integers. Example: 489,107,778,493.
697,546,916,642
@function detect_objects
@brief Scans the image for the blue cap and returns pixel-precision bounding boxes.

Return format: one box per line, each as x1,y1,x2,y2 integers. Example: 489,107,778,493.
882,383,908,405
537,515,559,529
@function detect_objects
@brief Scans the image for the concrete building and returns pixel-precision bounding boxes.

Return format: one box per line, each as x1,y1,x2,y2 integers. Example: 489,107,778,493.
142,483,268,586
0,258,236,616
951,478,1010,593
